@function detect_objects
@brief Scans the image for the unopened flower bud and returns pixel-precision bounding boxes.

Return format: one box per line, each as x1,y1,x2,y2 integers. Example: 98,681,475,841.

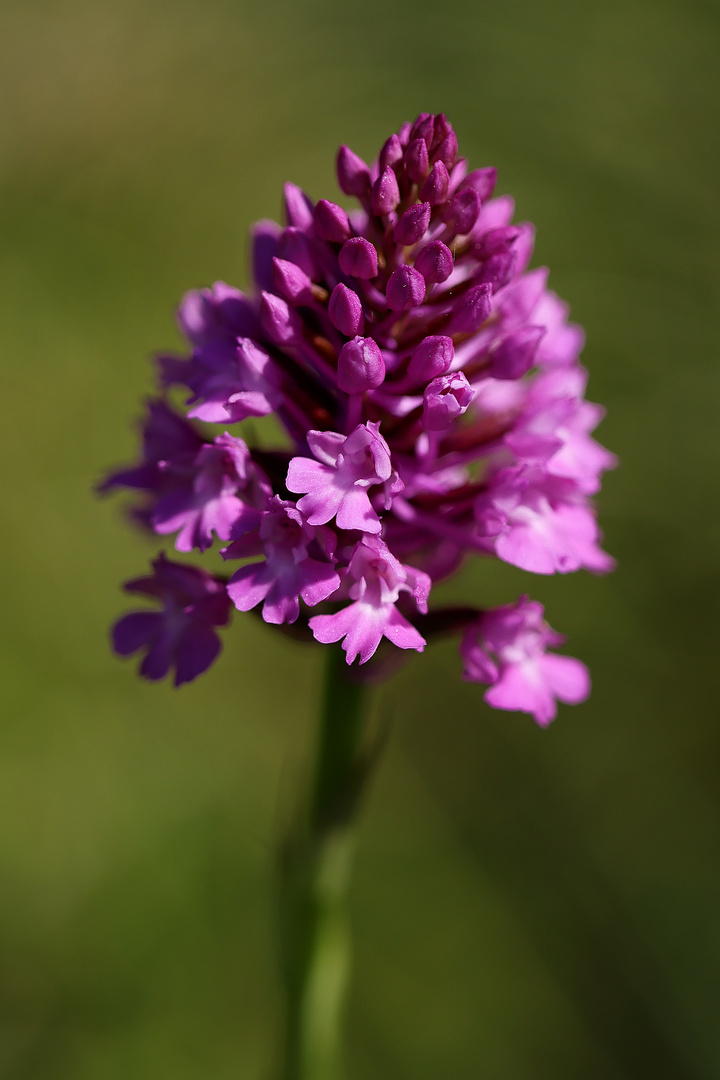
314,199,351,243
396,120,412,147
447,283,492,334
407,336,455,382
371,166,401,216
472,226,521,260
277,227,316,278
283,182,314,231
261,291,302,345
386,265,426,311
420,161,450,206
337,144,371,197
410,113,434,148
414,240,453,284
251,220,281,292
432,130,458,171
393,202,431,246
476,250,517,293
490,326,544,380
441,188,481,235
272,258,314,305
337,337,386,394
431,114,453,150
423,372,475,431
460,167,498,202
404,138,430,183
379,133,404,172
328,283,364,337
338,237,378,279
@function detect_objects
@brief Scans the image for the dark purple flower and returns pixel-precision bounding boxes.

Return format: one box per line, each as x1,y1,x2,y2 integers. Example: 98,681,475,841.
112,554,231,686
100,399,203,497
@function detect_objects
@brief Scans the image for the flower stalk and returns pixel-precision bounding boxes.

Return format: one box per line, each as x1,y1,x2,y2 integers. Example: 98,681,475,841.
278,647,370,1080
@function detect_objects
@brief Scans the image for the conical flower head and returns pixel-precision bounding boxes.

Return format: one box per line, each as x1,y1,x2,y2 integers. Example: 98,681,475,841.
102,113,615,723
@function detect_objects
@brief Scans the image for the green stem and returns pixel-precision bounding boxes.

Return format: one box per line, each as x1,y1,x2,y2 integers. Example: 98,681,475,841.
278,647,370,1080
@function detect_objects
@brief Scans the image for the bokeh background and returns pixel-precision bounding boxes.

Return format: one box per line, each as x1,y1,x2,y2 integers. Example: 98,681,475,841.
2,0,719,1076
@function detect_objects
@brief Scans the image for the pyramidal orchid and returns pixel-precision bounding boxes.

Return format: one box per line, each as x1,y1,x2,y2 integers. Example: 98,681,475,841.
102,111,613,725
100,114,615,1079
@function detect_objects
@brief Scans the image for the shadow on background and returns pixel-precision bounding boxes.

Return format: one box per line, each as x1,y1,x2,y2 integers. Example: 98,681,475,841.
1,0,719,1076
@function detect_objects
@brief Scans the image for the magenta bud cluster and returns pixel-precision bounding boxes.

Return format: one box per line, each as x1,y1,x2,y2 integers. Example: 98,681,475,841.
102,113,616,725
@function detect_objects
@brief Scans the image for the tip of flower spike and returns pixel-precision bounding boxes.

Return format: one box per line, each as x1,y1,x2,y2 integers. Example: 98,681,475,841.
430,113,454,150
379,133,404,172
404,138,430,183
431,129,458,171
409,113,435,149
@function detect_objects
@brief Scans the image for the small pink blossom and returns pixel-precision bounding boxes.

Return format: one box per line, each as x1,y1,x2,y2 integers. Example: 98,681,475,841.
286,423,403,534
460,597,590,725
309,537,429,664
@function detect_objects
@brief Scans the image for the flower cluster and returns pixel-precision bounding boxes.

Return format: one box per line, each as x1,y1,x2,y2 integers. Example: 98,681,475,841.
102,113,614,723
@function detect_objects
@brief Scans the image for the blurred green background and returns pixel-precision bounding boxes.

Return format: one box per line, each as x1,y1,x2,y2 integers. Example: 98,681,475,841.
2,0,719,1076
